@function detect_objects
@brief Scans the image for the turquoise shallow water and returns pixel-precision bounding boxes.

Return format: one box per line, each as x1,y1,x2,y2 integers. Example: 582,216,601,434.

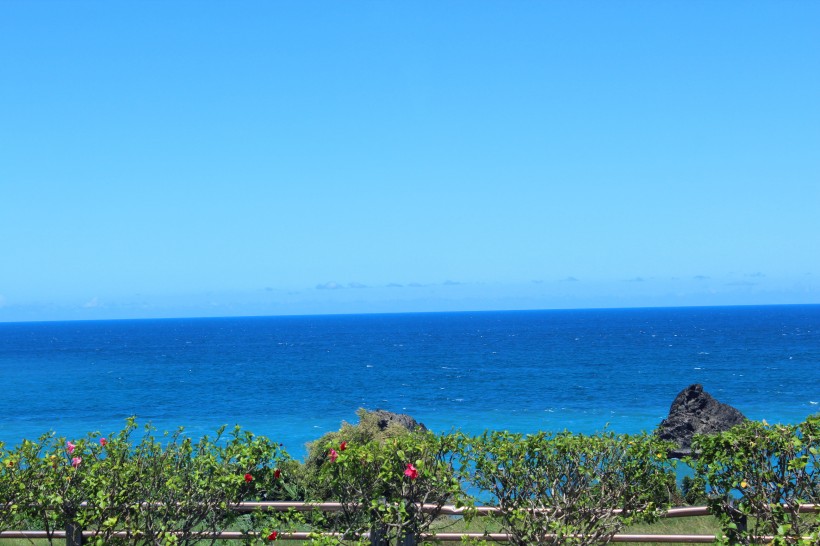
1,305,818,459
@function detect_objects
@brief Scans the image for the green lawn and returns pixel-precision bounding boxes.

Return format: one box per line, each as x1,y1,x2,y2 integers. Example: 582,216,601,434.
33,506,820,546
0,513,723,545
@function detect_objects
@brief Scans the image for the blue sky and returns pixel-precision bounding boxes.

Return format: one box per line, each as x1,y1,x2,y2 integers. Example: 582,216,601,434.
1,1,818,322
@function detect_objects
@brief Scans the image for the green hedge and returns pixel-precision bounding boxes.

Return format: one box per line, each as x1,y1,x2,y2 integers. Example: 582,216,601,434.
459,430,676,546
0,418,292,545
690,415,820,546
1,414,818,545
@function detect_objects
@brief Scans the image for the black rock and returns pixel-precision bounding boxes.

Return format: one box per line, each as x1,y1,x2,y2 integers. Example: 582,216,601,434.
367,409,427,432
657,384,746,458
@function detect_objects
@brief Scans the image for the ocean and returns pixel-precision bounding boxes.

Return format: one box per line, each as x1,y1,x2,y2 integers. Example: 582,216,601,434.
1,305,818,459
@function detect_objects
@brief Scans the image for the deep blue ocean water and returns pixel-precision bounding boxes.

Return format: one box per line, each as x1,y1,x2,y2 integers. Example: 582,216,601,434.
1,305,818,459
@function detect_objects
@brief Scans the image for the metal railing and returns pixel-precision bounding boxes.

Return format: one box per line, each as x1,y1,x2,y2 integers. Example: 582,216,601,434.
1,503,818,544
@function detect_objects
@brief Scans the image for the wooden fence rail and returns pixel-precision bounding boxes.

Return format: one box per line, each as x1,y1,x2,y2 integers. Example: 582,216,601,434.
1,504,817,545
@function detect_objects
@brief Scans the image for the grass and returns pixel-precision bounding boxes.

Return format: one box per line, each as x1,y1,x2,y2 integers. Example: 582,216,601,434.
0,513,723,545
4,510,814,545
620,515,720,546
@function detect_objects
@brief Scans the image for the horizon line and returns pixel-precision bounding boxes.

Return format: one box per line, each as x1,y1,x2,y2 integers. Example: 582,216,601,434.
2,301,818,326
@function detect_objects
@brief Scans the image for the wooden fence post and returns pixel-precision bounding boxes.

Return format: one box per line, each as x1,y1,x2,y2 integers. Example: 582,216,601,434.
64,507,84,546
369,504,387,546
66,521,84,546
370,524,387,546
727,501,747,545
399,527,417,546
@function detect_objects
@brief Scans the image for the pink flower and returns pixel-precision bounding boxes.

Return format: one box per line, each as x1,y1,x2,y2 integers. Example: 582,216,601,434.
99,438,107,446
404,463,418,480
66,441,76,454
328,448,339,463
339,441,347,451
244,473,253,483
267,530,278,541
273,468,281,479
71,457,82,468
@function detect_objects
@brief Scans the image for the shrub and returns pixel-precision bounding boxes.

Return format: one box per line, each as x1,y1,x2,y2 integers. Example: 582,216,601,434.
298,408,425,502
680,475,709,506
460,430,677,546
315,430,467,545
114,422,292,545
3,419,294,545
691,415,820,546
0,440,31,532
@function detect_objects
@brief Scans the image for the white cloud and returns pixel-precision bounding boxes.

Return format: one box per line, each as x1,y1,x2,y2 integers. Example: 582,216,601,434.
83,297,100,308
316,282,343,290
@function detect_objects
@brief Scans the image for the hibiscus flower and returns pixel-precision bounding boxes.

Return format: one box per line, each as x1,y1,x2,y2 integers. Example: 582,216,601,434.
404,463,419,480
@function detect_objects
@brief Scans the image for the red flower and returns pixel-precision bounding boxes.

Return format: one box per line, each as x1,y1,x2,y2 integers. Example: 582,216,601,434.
273,468,281,479
71,457,82,469
99,438,107,446
339,441,347,451
404,463,419,480
66,441,76,454
244,473,253,483
328,448,339,463
267,530,278,541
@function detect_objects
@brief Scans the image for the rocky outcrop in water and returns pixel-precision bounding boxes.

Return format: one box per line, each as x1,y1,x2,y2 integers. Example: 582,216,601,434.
657,384,747,458
367,409,427,432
